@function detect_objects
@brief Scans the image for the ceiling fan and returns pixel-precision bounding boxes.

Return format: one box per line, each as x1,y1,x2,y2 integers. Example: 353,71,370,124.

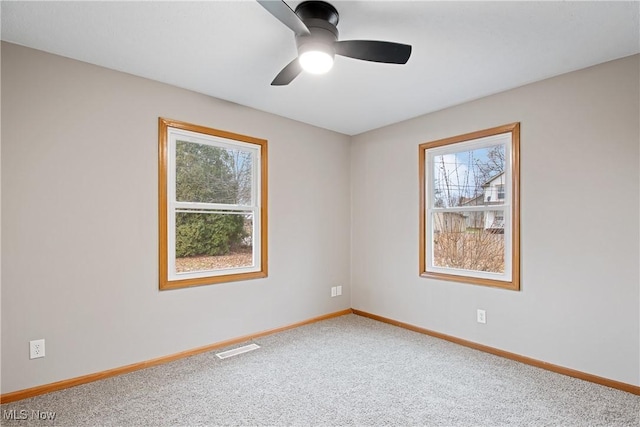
257,0,412,85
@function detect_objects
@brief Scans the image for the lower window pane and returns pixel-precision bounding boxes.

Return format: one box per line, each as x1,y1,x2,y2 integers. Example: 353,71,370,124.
432,210,504,273
175,212,253,273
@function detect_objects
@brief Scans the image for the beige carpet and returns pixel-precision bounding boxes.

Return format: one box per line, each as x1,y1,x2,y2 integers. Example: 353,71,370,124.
1,314,638,426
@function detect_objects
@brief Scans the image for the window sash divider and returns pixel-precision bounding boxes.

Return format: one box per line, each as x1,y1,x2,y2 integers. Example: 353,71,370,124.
428,205,509,213
175,209,255,216
172,201,255,211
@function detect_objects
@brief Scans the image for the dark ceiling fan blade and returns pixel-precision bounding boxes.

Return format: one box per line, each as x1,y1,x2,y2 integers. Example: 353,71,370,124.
271,58,303,86
257,0,310,36
334,40,412,64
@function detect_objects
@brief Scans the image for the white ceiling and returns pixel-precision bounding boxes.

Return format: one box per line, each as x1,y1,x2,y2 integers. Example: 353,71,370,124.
2,1,639,135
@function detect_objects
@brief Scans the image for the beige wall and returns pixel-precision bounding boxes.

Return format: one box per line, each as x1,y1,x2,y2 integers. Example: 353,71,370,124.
2,42,639,394
1,43,351,393
351,54,640,386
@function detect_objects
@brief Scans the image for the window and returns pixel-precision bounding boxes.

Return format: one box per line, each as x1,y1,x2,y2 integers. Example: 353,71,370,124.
159,118,267,290
419,123,520,290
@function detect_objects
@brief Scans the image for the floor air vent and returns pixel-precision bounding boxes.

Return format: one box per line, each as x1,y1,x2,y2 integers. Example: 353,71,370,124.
215,343,260,359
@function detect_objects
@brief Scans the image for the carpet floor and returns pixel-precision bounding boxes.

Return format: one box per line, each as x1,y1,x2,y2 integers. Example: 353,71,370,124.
1,314,638,426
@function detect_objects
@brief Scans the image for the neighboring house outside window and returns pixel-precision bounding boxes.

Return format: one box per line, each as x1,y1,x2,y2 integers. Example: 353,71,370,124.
419,123,520,290
479,173,507,233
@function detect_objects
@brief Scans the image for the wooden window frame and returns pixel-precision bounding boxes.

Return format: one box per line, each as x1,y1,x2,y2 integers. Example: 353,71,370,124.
158,118,268,290
419,123,520,290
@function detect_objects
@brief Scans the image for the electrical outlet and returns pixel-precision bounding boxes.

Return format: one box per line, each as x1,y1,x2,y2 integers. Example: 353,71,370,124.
331,287,337,297
336,285,342,296
30,339,45,359
477,309,486,324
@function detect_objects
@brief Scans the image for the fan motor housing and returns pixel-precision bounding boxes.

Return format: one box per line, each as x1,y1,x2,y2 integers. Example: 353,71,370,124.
295,1,339,26
294,1,339,55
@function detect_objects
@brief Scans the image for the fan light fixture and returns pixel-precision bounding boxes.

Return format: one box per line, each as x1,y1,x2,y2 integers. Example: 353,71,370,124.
299,50,334,74
257,0,412,86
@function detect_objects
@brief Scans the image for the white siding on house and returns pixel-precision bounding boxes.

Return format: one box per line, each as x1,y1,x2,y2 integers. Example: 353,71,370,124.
483,173,506,204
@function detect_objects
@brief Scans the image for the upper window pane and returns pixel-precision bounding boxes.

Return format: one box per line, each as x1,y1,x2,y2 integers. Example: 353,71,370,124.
175,140,253,205
431,144,505,208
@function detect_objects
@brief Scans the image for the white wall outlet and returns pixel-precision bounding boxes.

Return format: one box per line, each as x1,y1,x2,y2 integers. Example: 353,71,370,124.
30,339,45,359
331,287,337,297
477,309,487,324
336,285,342,296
